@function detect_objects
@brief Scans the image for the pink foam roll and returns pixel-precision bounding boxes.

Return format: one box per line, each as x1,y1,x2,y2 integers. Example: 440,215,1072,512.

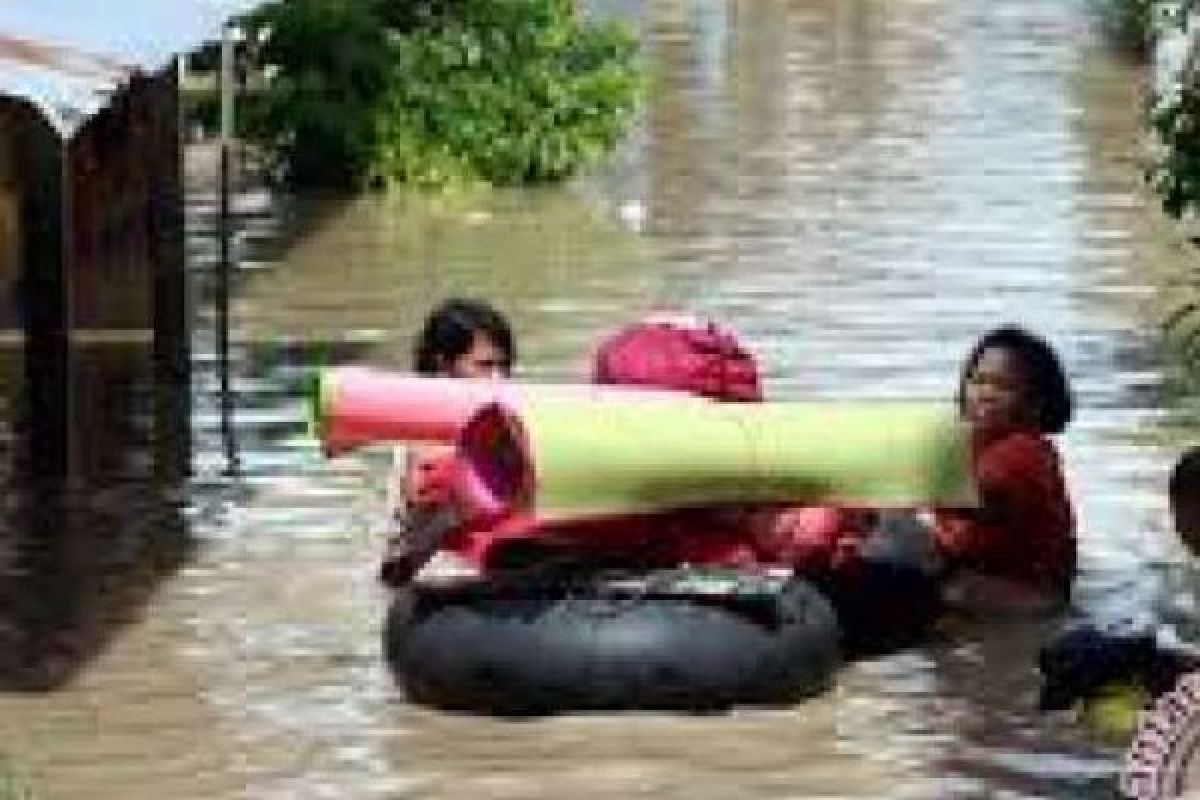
313,366,692,456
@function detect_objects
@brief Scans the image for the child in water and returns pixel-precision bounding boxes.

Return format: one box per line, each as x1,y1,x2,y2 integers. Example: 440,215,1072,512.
379,297,515,587
1036,447,1200,735
934,325,1077,614
816,326,1075,647
410,297,515,380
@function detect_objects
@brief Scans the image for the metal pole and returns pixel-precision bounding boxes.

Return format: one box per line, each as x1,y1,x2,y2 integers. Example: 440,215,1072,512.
218,22,238,473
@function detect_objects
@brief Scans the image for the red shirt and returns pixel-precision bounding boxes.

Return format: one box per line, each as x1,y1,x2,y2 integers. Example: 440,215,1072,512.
934,430,1075,592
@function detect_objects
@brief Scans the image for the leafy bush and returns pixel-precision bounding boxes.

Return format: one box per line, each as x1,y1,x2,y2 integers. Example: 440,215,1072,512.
1147,0,1200,218
241,0,641,188
241,0,392,185
1091,0,1162,57
1149,77,1200,219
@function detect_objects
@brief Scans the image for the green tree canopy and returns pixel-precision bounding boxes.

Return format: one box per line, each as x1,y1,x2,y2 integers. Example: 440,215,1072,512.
242,0,642,188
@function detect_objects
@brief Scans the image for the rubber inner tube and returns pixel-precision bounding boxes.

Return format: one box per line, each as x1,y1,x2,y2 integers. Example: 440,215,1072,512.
384,573,840,716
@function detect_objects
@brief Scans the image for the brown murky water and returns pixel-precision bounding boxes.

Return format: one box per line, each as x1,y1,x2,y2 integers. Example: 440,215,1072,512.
3,0,1200,797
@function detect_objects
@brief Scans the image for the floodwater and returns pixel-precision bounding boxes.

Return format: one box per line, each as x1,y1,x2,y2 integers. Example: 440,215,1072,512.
2,0,1200,797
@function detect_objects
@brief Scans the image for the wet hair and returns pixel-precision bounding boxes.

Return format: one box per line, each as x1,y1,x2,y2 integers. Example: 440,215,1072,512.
413,297,515,376
1170,446,1200,502
957,325,1073,434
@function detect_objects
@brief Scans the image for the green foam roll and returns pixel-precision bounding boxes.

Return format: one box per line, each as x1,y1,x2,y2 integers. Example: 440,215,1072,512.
459,397,978,521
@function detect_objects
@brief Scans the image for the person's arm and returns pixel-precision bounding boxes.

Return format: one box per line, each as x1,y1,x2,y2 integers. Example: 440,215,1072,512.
934,434,1071,583
380,446,461,586
746,506,869,572
383,446,443,544
932,456,1020,561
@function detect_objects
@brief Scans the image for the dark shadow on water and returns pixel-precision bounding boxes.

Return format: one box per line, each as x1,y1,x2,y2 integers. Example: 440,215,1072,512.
0,342,193,692
0,170,383,692
0,481,192,692
923,616,1125,799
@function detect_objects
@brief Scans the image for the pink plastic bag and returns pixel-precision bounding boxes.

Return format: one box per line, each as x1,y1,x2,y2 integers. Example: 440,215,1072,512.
592,313,762,402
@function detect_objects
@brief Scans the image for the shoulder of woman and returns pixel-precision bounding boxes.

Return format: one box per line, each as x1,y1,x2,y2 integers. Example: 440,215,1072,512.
977,430,1060,479
982,430,1056,457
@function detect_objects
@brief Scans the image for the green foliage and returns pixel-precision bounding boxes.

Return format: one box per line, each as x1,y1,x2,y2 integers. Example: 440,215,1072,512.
182,86,220,136
1147,1,1200,219
1157,304,1200,432
1149,77,1200,219
241,0,392,186
1092,0,1162,57
241,0,641,188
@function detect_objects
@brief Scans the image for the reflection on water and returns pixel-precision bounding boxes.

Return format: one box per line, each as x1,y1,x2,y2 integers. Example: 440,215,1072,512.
3,0,1200,797
0,339,191,690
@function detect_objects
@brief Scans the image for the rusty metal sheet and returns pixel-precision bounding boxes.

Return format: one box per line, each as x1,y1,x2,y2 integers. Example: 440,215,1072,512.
0,1,266,137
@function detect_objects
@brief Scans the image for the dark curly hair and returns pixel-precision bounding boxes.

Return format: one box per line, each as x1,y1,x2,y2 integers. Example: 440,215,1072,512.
956,326,1073,435
413,297,515,376
1170,446,1200,501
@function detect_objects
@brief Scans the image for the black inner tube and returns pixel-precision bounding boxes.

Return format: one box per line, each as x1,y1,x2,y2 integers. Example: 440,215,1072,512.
384,574,841,716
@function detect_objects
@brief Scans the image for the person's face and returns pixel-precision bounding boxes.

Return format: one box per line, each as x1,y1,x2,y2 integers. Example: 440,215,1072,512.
443,333,510,380
963,347,1033,434
1172,492,1200,557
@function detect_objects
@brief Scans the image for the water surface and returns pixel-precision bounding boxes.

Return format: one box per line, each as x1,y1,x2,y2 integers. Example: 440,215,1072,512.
2,0,1198,797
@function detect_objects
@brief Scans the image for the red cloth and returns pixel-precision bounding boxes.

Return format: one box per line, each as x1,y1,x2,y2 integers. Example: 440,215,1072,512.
933,430,1075,592
392,311,869,576
744,506,871,573
437,503,864,574
401,443,863,573
592,317,762,402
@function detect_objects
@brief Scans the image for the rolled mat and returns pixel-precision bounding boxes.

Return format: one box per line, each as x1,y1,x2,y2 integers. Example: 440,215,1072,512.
308,366,692,455
458,397,977,521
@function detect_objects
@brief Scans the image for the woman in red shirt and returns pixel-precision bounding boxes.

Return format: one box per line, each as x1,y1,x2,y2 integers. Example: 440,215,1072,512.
934,326,1076,613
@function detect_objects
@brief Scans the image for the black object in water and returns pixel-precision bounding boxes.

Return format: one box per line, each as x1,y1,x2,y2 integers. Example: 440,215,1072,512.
384,572,841,716
1037,619,1199,711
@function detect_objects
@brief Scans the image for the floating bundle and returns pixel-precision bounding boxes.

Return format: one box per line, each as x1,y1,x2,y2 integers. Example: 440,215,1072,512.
309,366,691,454
458,397,977,522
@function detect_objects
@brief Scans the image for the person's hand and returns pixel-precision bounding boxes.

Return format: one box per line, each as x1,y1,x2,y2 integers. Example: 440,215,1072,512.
380,506,464,587
755,506,846,567
830,532,865,571
405,452,459,509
